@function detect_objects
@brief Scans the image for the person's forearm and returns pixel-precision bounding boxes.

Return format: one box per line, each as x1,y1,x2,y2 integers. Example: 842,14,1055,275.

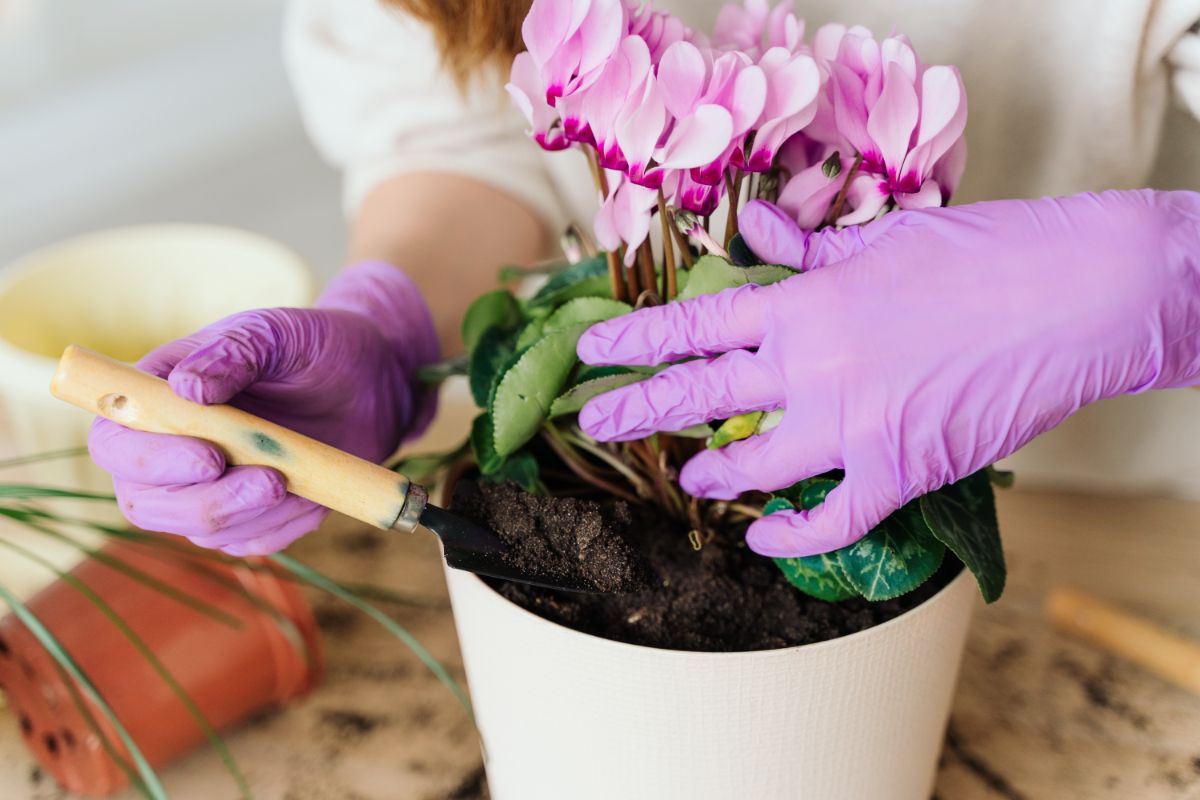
348,172,550,353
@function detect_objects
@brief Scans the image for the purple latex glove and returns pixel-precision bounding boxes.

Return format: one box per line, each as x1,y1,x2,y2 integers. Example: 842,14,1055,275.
88,261,438,556
578,190,1200,557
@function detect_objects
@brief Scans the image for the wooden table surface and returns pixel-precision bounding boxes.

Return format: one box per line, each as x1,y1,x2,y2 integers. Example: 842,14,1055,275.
0,416,1198,798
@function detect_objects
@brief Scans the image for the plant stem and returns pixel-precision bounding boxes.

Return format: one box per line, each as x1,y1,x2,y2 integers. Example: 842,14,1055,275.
586,147,626,303
657,190,677,300
542,426,640,504
636,241,657,305
559,427,652,497
623,248,640,299
724,170,743,249
728,502,764,519
825,152,863,227
606,250,625,302
584,146,610,197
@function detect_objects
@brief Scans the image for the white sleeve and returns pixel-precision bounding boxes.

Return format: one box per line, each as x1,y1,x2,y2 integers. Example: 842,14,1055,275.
1169,22,1200,119
283,0,568,231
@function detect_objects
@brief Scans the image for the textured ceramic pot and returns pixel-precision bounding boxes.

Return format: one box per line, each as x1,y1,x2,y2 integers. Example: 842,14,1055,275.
0,538,321,796
444,560,975,800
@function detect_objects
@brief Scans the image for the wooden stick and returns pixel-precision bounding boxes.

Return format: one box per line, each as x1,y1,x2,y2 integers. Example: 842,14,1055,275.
1046,585,1200,696
50,346,420,532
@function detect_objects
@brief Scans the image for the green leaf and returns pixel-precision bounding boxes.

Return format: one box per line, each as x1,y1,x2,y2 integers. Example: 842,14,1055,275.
390,439,471,483
835,504,946,601
470,413,505,474
490,323,589,457
462,290,522,352
727,233,759,267
800,478,840,510
677,255,797,300
765,497,858,601
529,255,611,307
986,465,1015,489
514,316,548,351
549,372,646,417
708,411,764,449
467,326,516,407
0,583,169,799
486,450,542,494
542,297,631,332
919,471,1006,602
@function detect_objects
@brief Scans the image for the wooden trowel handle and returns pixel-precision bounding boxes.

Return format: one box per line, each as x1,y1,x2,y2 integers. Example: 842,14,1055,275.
50,345,425,533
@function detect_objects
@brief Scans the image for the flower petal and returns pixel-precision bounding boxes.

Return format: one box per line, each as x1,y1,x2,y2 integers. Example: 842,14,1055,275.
866,60,919,176
836,174,890,225
729,64,767,134
577,0,626,77
615,76,668,182
659,104,734,169
778,161,843,229
895,179,942,209
658,40,707,118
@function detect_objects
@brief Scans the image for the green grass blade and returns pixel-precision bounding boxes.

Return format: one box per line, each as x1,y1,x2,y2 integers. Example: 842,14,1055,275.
0,583,168,799
0,485,116,501
45,652,150,796
269,554,474,720
0,538,252,799
0,447,90,471
1,509,244,629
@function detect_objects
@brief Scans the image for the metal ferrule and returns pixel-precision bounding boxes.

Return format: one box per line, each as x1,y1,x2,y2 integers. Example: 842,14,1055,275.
391,478,428,534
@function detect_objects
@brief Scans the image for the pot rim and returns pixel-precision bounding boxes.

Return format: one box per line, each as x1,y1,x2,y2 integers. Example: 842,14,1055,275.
449,561,973,660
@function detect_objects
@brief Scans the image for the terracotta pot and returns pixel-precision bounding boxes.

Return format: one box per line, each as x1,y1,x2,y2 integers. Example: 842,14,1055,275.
440,475,976,800
0,537,321,796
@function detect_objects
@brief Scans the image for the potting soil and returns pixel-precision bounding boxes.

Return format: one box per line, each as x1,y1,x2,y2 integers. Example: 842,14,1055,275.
451,479,957,652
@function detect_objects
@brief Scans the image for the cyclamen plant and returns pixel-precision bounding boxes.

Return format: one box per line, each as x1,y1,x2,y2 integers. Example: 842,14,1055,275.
424,0,1005,604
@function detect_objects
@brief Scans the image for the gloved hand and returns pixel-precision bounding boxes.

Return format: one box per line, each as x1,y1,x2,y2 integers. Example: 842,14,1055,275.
88,261,439,555
577,190,1200,557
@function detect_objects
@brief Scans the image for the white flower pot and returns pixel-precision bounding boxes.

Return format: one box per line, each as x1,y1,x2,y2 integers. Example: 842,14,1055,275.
444,563,975,800
0,225,313,596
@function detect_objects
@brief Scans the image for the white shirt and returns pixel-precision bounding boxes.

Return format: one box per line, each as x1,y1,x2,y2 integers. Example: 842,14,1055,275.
283,0,1200,497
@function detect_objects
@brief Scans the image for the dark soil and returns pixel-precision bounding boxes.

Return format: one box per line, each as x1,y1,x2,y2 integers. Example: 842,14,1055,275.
450,481,650,593
450,479,958,652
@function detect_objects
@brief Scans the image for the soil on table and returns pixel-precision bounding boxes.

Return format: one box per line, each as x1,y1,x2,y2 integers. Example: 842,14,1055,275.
450,479,958,652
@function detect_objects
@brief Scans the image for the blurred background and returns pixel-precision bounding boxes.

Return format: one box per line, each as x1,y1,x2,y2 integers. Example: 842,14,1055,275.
0,0,343,278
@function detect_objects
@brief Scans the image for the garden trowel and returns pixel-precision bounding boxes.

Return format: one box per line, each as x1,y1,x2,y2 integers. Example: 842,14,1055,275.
49,345,596,593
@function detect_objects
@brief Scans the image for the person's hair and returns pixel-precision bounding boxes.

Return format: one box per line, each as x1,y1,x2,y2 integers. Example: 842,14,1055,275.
386,0,531,86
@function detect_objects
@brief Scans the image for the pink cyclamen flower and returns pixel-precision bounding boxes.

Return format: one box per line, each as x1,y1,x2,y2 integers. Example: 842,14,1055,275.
742,46,821,171
507,52,570,151
777,25,967,225
594,175,661,263
712,0,806,59
523,0,627,103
